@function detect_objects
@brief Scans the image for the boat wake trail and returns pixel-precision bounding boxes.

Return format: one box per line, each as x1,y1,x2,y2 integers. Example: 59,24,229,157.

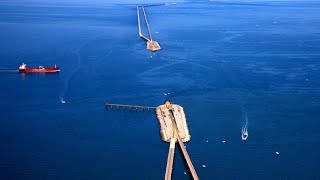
59,37,113,103
240,100,249,141
0,69,19,73
59,38,94,102
59,97,66,104
242,115,248,140
59,49,83,102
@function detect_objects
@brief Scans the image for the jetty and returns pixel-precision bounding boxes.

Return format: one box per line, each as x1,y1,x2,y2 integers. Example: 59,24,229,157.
136,5,161,51
105,100,199,180
157,100,198,180
156,101,191,142
105,103,156,111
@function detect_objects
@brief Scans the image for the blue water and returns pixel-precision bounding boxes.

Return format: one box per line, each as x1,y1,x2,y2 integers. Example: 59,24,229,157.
1,0,320,179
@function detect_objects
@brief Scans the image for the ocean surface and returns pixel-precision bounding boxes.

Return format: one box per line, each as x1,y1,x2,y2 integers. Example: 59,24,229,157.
1,0,320,179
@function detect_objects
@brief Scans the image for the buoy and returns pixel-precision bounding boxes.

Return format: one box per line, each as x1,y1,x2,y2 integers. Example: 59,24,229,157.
202,165,206,168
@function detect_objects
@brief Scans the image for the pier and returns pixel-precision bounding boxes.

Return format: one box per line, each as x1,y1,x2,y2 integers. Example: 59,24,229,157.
156,101,191,142
165,136,176,180
136,5,161,51
158,101,199,180
105,100,199,179
105,103,156,111
164,117,199,180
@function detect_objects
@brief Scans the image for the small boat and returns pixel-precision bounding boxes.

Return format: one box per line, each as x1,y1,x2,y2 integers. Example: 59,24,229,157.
19,63,60,73
242,119,249,140
60,99,66,104
242,128,248,140
242,132,248,140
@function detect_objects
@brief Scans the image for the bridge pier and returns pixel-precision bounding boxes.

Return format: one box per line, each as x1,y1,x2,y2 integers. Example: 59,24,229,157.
105,103,156,111
137,5,161,51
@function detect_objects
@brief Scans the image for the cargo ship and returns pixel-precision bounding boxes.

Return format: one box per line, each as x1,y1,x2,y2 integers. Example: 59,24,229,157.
18,63,60,73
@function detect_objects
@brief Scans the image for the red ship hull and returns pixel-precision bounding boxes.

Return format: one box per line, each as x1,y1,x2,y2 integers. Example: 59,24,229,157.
19,67,60,73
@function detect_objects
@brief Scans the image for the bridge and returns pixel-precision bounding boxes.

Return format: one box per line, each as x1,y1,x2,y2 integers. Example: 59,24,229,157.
136,5,161,51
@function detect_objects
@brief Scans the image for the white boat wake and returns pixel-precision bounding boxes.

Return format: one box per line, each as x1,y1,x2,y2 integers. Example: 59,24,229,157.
242,116,248,140
60,97,66,104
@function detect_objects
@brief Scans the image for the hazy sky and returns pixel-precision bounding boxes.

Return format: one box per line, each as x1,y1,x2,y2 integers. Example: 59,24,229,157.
0,0,318,6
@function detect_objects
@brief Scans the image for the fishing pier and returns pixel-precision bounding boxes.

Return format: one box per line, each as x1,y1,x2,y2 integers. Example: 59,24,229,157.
136,5,161,51
106,100,199,180
105,103,156,111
